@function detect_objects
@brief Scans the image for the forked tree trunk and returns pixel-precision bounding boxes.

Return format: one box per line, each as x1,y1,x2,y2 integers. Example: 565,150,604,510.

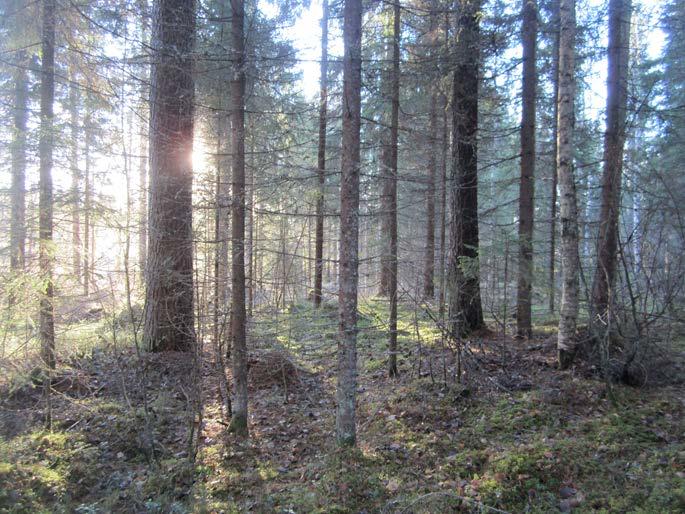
336,0,362,447
143,0,196,352
556,0,580,369
516,0,538,338
228,0,249,437
448,0,484,338
314,0,329,308
591,0,632,324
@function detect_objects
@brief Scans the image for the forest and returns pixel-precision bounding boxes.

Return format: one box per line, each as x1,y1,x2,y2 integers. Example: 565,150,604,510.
0,0,683,511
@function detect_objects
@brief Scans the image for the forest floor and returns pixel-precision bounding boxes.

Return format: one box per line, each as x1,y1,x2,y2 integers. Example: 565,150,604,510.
0,299,684,513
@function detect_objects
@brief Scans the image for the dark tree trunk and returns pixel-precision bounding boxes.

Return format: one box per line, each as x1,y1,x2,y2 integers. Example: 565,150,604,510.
143,0,196,352
10,50,28,277
337,0,362,446
228,0,248,437
39,0,56,429
556,0,580,369
314,0,329,308
516,0,538,338
591,0,632,323
387,0,400,377
549,0,560,314
448,0,484,338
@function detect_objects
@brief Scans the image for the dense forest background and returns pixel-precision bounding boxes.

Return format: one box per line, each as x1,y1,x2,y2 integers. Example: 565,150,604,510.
0,0,683,511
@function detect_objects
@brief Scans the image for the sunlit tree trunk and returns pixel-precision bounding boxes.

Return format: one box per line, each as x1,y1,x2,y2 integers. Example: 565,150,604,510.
516,0,538,338
143,0,196,352
591,0,632,324
314,0,328,308
448,0,484,338
556,0,580,369
336,0,362,446
228,0,249,437
10,50,28,279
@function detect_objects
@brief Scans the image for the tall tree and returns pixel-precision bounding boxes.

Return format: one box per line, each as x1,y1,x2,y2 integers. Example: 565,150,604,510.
69,76,82,282
590,0,632,324
229,0,249,437
143,0,196,352
556,0,579,369
384,0,400,377
548,0,560,314
314,0,329,308
448,0,484,338
38,0,56,423
10,50,28,277
516,0,538,338
337,0,362,446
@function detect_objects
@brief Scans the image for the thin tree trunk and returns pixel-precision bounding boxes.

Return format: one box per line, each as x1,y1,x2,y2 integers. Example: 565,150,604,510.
387,0,400,377
314,0,329,308
448,0,484,338
143,0,196,352
10,50,28,277
69,77,82,282
337,0,362,446
516,0,538,338
83,112,92,296
549,0,560,314
556,0,580,369
39,0,56,427
137,0,149,280
438,101,448,318
591,0,632,323
228,0,248,437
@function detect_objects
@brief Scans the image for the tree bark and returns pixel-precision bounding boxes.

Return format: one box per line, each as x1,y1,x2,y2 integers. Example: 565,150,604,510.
143,0,196,352
228,0,248,437
10,50,28,277
516,0,538,338
83,111,92,296
448,0,484,338
591,0,632,323
337,0,362,446
314,0,329,308
556,0,580,369
138,0,149,280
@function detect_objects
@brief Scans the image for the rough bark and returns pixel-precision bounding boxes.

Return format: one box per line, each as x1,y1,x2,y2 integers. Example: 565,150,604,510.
228,0,248,437
516,0,538,338
336,0,362,446
591,0,632,323
448,0,484,338
39,0,56,376
314,0,328,308
556,0,580,369
10,50,28,276
143,0,196,352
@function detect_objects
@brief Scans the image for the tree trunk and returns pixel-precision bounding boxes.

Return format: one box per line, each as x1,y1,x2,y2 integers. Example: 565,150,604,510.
448,0,484,338
69,77,82,283
516,0,538,338
39,0,56,428
83,112,92,296
556,0,580,369
591,0,632,323
314,0,329,308
138,0,149,280
10,50,28,277
387,0,400,377
143,0,196,352
228,0,248,437
336,0,362,446
549,0,560,314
